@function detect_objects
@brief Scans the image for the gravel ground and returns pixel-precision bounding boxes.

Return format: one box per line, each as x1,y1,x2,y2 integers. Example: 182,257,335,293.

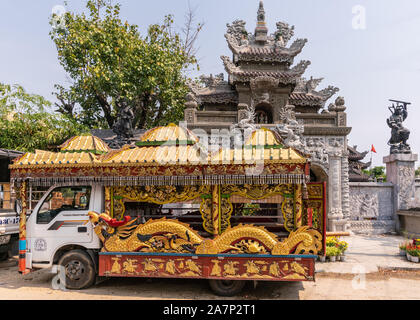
1,258,420,300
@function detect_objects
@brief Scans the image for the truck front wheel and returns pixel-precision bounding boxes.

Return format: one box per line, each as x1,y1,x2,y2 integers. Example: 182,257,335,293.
58,250,96,290
208,279,246,297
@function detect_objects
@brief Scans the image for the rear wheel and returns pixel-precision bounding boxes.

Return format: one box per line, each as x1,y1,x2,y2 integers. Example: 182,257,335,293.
58,250,96,290
208,279,246,297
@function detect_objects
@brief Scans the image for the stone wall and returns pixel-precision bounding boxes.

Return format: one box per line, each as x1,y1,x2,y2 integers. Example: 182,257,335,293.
349,182,396,234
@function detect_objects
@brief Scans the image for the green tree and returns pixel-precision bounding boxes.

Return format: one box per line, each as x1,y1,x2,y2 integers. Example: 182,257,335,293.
363,166,386,181
416,167,420,177
50,0,201,130
0,83,89,152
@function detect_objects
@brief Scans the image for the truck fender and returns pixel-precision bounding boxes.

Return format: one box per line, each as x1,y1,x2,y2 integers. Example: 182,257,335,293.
52,245,97,269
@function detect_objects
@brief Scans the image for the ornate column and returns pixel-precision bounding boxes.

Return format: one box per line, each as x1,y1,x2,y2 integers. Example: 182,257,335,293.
237,103,249,123
211,185,221,235
104,186,112,217
294,184,303,228
341,153,350,220
327,150,349,232
184,93,197,124
18,181,28,274
328,154,342,227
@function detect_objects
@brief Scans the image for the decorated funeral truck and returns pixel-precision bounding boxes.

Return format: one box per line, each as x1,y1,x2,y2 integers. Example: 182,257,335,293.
10,124,326,296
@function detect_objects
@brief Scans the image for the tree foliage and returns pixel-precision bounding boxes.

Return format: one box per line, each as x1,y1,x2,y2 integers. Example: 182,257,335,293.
50,0,200,130
363,166,386,181
0,83,89,152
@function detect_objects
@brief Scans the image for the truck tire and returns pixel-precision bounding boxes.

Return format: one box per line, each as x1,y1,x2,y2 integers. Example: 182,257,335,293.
208,279,246,297
58,249,96,290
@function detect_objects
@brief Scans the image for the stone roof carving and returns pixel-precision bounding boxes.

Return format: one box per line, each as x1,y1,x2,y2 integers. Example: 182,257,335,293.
348,145,369,162
289,93,323,106
274,21,295,47
221,56,309,84
199,73,226,88
186,75,238,105
347,145,371,182
290,77,340,107
224,2,307,64
318,86,340,101
187,1,342,113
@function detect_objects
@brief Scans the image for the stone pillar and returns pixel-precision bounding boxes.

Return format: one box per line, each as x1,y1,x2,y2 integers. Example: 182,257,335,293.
383,153,418,230
341,154,350,220
184,93,197,124
328,155,342,231
328,154,349,231
237,103,249,122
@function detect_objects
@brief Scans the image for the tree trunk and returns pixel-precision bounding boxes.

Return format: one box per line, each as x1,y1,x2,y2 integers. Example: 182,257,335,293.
96,94,114,128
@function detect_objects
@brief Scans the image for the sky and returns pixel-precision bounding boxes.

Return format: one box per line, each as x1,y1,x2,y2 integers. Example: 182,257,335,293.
1,0,420,167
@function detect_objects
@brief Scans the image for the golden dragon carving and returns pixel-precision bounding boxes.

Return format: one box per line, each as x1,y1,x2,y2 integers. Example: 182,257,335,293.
88,212,322,255
88,212,203,253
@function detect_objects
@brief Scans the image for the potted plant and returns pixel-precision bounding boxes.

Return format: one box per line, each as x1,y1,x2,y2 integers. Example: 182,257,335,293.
326,246,339,262
406,247,416,262
407,246,419,263
319,255,326,262
399,242,407,256
412,251,420,263
338,240,349,262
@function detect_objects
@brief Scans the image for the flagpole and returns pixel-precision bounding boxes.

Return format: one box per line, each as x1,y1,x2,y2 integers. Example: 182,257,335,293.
370,150,373,168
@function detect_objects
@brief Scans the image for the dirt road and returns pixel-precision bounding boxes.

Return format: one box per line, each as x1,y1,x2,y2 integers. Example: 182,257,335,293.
1,259,420,300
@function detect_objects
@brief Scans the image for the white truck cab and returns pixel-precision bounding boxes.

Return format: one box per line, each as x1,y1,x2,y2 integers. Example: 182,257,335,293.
26,184,103,279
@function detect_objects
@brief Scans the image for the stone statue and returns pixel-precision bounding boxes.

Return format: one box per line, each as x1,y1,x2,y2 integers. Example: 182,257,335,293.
386,100,411,154
110,99,134,148
275,105,306,152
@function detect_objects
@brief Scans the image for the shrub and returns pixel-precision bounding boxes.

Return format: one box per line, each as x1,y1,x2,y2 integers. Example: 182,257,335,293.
337,240,348,254
406,245,420,257
326,236,348,255
325,246,340,257
326,236,338,247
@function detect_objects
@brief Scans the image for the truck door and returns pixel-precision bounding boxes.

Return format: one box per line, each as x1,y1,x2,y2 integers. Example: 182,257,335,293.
30,186,94,260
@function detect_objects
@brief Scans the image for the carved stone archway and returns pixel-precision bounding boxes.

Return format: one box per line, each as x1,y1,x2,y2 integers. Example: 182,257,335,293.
255,103,273,124
310,164,328,183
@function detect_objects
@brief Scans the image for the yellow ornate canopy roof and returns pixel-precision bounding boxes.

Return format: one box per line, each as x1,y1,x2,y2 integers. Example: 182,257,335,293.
139,123,199,145
10,125,310,186
13,149,100,167
59,135,111,154
11,126,308,167
244,128,282,146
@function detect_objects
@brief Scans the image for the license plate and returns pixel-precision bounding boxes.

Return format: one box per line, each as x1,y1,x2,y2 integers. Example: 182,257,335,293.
0,235,11,245
0,217,20,226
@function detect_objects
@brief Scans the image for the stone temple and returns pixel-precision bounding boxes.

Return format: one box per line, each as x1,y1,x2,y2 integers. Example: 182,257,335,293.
185,1,352,231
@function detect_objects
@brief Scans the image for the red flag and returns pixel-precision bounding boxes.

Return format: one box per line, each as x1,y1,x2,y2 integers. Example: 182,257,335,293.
371,145,377,153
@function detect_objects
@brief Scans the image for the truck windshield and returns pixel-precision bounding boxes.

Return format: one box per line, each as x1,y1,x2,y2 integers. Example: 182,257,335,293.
36,186,91,224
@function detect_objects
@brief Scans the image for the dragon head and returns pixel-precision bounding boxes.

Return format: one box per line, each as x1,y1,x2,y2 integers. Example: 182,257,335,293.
88,211,116,242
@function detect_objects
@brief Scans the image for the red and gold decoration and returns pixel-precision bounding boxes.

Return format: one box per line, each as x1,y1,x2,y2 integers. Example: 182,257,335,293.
99,253,315,282
18,181,28,274
11,124,325,282
303,182,327,254
88,212,322,256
